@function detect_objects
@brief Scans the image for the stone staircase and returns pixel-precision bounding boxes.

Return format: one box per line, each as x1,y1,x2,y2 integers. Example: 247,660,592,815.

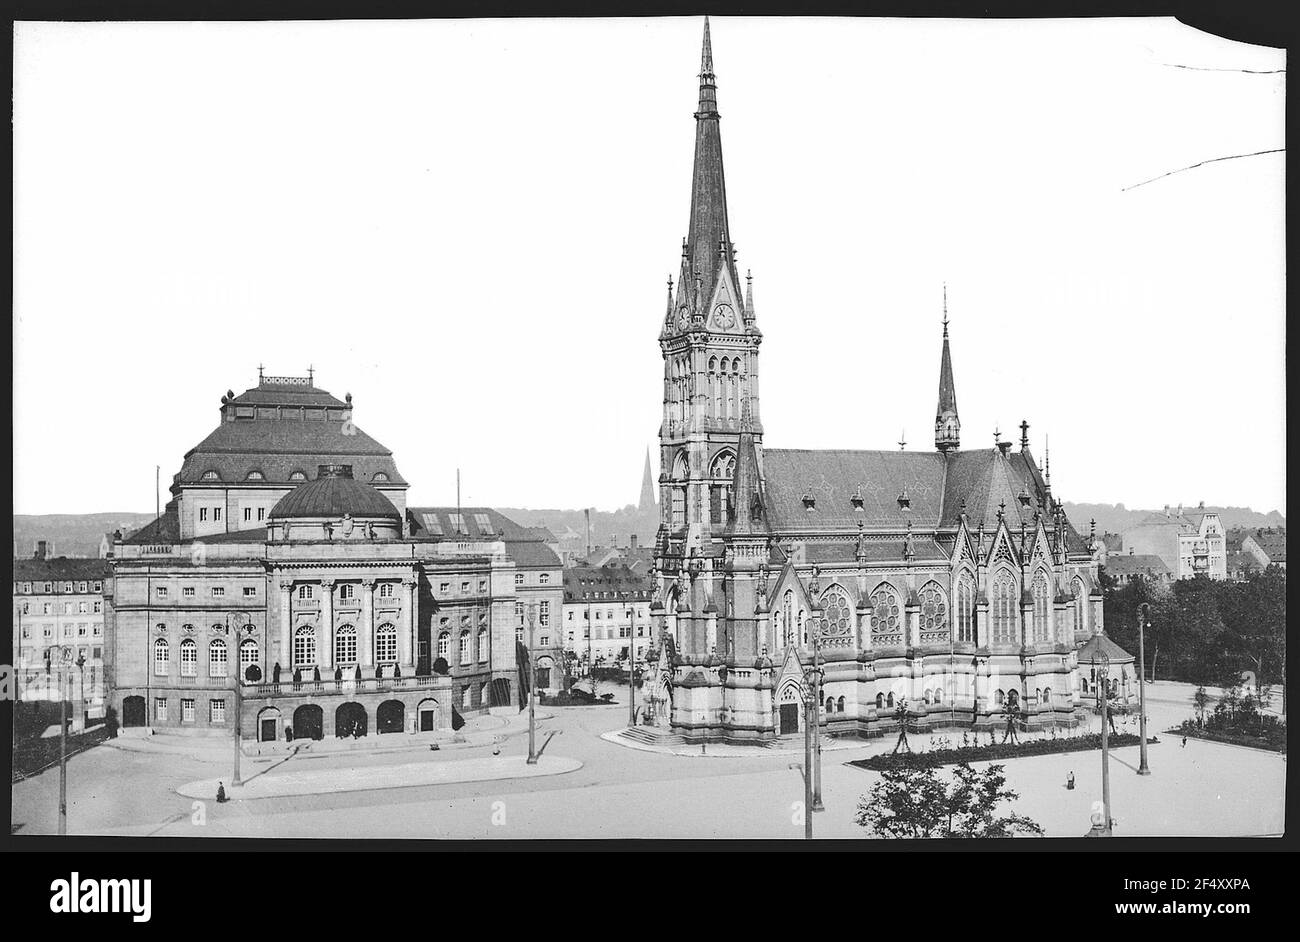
619,726,687,747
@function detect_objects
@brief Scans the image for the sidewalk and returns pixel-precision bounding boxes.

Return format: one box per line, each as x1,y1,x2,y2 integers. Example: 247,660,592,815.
177,753,581,800
105,707,555,764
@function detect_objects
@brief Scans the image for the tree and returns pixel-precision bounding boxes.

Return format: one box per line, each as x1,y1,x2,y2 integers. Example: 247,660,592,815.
855,758,1043,839
1192,686,1210,725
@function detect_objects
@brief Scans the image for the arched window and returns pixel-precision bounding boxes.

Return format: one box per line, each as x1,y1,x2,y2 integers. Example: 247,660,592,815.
209,639,227,678
709,450,736,525
477,626,489,663
240,638,259,676
994,689,1005,706
1042,687,1052,705
1072,577,1086,635
293,626,316,668
933,687,943,704
836,696,845,713
708,356,720,418
918,581,948,640
458,629,472,666
955,570,976,643
180,639,198,677
288,470,307,482
718,358,730,419
670,451,688,528
875,693,884,709
334,625,357,666
819,585,853,639
437,631,450,660
869,584,901,639
375,624,397,664
825,695,834,714
153,639,169,677
781,590,796,648
1032,570,1051,644
991,570,1016,644
886,692,895,708
923,689,932,704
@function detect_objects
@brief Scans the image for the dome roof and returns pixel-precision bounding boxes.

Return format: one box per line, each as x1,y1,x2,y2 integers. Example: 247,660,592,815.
270,464,400,520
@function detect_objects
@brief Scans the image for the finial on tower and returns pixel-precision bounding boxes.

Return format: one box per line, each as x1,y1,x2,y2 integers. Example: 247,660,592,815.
307,365,314,385
701,16,714,77
899,430,906,451
1020,419,1029,451
942,283,949,337
257,363,264,383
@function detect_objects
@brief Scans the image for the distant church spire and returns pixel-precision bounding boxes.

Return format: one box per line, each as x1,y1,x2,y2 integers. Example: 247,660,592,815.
639,448,657,512
935,284,960,452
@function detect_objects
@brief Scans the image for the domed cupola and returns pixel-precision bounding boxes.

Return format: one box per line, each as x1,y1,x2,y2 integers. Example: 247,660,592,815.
268,464,402,541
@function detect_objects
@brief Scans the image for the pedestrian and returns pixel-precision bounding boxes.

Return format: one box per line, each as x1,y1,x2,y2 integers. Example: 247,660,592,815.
1066,771,1075,790
216,782,227,803
1182,735,1187,748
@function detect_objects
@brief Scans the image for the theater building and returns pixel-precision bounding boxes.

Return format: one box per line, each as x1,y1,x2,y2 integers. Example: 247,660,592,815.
106,374,531,740
644,21,1108,744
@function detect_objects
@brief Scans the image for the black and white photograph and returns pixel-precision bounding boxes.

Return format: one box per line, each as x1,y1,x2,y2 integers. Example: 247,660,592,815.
6,2,1290,885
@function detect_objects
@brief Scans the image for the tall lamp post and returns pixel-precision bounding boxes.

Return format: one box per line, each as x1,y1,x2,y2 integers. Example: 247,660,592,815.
227,611,249,788
57,646,72,835
526,603,538,765
801,680,816,839
1094,648,1113,836
626,606,637,728
810,613,824,812
1137,603,1151,776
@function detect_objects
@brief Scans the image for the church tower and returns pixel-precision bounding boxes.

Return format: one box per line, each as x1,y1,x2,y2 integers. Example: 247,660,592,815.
935,288,960,452
638,447,657,513
658,17,763,555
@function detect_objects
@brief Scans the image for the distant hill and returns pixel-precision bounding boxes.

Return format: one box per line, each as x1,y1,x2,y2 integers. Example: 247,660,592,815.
1063,503,1285,537
12,513,157,559
496,505,658,555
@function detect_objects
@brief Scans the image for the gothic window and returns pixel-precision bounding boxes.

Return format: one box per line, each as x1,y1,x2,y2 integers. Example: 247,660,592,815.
1072,577,1086,635
995,690,1005,706
376,624,397,664
209,639,227,678
1042,687,1052,705
991,570,1016,645
875,693,884,709
709,451,736,525
708,356,720,418
334,625,357,666
1032,570,1051,644
153,638,169,677
869,584,901,639
719,358,730,419
918,581,948,639
819,585,853,639
293,626,316,668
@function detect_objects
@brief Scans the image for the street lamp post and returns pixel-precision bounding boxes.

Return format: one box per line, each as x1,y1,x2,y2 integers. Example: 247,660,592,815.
57,646,71,835
1137,603,1150,776
526,603,538,765
227,612,249,788
1095,649,1113,836
626,607,637,728
802,683,815,840
811,615,824,813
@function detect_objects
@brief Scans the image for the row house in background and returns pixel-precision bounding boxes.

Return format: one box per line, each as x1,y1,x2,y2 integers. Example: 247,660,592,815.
11,554,109,725
1120,503,1227,580
562,564,655,673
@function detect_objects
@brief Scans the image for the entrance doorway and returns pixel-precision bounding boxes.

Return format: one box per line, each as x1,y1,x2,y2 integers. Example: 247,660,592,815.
418,698,440,732
257,708,281,743
779,703,799,735
122,695,145,727
292,704,324,740
376,699,405,734
335,702,368,738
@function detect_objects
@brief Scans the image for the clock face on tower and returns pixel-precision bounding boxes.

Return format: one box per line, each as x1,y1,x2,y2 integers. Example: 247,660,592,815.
711,303,736,330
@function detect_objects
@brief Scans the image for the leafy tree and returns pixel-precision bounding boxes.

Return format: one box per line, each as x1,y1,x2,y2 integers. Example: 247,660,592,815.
1192,686,1210,724
855,758,1043,839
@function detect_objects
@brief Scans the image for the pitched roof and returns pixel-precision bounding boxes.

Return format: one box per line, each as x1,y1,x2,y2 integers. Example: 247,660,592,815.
1104,554,1170,576
12,557,110,581
178,420,405,486
121,509,181,545
229,381,346,409
1076,632,1134,664
563,564,653,601
407,507,537,541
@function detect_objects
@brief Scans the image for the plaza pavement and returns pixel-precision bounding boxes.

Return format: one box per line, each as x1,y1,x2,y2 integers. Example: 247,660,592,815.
9,682,1285,840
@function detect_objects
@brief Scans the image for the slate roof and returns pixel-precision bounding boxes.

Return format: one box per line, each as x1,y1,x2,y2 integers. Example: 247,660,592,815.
13,558,110,582
178,420,405,487
759,446,1085,552
229,382,346,409
121,509,181,545
270,472,400,520
1104,554,1170,576
405,507,561,570
1248,532,1286,563
564,564,653,602
1076,632,1135,664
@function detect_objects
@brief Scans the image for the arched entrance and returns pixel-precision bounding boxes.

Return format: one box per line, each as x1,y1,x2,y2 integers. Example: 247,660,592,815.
489,677,512,708
292,704,324,741
122,695,146,728
777,681,803,735
417,698,441,732
257,707,282,743
335,702,368,738
376,699,405,735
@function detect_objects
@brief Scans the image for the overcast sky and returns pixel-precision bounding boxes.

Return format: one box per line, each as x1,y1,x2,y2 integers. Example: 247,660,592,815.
13,17,1285,517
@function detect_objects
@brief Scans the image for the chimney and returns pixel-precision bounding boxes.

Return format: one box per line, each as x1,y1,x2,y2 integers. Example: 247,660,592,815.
34,539,48,561
585,508,591,557
630,534,638,550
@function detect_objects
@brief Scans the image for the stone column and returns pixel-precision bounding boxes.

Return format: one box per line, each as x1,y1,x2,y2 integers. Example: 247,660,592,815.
320,579,334,671
278,580,292,675
360,579,375,668
400,580,416,668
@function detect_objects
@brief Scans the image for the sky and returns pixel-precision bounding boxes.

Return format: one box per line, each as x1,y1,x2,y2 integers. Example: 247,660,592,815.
12,17,1286,516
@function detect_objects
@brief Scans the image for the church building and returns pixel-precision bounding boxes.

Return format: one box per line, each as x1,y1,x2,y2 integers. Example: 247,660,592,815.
647,20,1106,744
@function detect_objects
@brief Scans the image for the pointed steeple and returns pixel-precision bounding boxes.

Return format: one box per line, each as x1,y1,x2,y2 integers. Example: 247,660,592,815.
728,429,767,537
677,16,738,318
935,284,961,452
639,447,657,512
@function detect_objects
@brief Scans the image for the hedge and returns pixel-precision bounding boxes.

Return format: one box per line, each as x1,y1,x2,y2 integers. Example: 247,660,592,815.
850,732,1152,771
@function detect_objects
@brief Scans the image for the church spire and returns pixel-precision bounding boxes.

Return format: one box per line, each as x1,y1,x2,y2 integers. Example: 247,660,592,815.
639,447,657,512
935,284,960,452
678,16,736,317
